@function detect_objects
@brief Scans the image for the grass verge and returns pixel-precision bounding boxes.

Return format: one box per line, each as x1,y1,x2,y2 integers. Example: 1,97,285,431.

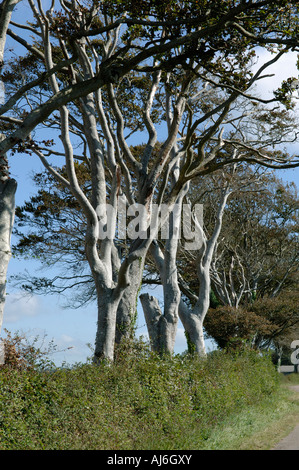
197,376,299,449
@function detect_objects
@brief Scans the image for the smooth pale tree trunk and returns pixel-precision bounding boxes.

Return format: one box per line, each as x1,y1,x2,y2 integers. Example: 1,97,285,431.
0,0,20,334
0,1,20,66
179,188,231,356
140,292,178,355
93,285,119,362
148,243,210,357
147,185,231,357
178,266,211,356
92,253,147,361
140,196,184,355
0,176,17,333
140,251,180,356
179,308,206,356
115,258,144,344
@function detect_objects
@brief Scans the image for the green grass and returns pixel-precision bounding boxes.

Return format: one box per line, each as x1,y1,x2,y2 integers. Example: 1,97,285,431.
0,340,297,450
196,384,299,449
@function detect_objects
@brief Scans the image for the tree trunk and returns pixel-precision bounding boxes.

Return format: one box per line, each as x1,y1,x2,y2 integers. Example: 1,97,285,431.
140,293,178,355
139,189,184,355
178,268,211,357
115,257,144,344
0,177,17,333
0,0,20,334
182,312,206,356
0,1,21,65
93,285,119,363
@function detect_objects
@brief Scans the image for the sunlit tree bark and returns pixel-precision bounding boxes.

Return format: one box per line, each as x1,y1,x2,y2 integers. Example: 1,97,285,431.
0,0,19,333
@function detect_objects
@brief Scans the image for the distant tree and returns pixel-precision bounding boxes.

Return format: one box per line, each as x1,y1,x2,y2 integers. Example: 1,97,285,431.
199,172,299,352
172,170,299,307
204,289,299,352
12,166,95,307
209,173,299,305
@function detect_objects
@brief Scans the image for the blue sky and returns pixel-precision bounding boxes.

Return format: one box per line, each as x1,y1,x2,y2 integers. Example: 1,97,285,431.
1,6,299,366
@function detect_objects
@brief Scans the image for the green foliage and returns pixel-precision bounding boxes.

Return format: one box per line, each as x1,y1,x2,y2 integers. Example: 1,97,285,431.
274,77,299,110
0,337,279,450
205,289,299,351
204,305,276,350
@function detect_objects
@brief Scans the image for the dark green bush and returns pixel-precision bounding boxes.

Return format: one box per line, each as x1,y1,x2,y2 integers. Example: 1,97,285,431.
0,337,279,450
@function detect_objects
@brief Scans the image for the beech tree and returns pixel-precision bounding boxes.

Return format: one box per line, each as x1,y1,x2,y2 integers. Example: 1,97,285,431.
142,164,263,355
2,1,299,361
140,97,299,355
0,0,20,332
176,169,299,306
176,169,299,352
209,174,299,305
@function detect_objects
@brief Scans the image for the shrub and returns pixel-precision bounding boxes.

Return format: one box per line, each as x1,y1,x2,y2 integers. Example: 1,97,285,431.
0,329,57,370
0,337,279,450
204,305,276,349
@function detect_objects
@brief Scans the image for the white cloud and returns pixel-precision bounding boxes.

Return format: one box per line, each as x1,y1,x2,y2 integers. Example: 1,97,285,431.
3,292,40,323
252,50,299,100
60,334,74,344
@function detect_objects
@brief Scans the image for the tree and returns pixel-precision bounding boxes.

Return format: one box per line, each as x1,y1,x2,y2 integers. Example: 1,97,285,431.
2,1,299,361
210,175,299,305
185,170,299,352
203,305,276,350
204,289,299,352
192,170,299,306
142,164,258,355
139,117,299,355
0,0,19,332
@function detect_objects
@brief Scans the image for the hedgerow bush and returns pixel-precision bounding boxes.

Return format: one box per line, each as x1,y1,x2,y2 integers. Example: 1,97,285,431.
0,335,279,450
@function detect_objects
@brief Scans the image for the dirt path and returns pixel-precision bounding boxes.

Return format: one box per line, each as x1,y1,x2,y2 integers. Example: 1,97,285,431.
272,385,299,450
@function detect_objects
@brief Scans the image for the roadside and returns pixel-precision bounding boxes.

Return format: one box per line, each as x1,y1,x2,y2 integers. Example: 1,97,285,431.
272,384,299,450
197,374,299,450
245,377,299,450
